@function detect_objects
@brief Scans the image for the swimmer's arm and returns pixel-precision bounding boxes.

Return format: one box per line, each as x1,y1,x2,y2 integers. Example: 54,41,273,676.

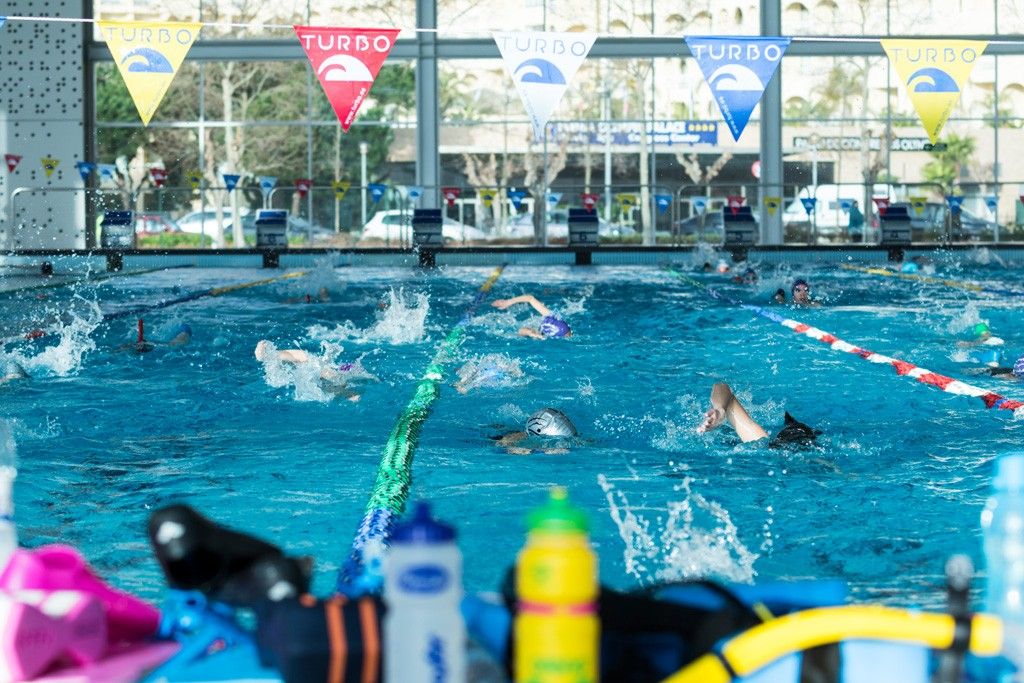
707,383,769,443
277,349,313,364
493,294,551,316
518,327,546,339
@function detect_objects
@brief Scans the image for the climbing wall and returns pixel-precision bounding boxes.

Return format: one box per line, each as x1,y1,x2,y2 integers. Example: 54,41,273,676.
0,1,87,249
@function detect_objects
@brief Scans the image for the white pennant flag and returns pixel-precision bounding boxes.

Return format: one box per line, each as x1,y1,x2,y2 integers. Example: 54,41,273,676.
494,31,597,138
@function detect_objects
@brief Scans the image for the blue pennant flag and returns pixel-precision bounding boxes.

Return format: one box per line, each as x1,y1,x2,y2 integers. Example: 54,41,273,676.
685,36,791,142
406,185,423,201
984,195,998,212
800,197,817,215
258,176,277,196
946,195,964,214
75,161,96,182
691,196,708,214
368,183,387,203
0,18,6,30
222,174,240,192
546,191,562,207
508,189,527,210
654,194,673,214
98,164,117,181
838,198,853,212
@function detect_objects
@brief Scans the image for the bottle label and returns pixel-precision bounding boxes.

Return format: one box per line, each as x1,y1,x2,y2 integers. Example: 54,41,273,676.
398,564,450,594
426,634,446,683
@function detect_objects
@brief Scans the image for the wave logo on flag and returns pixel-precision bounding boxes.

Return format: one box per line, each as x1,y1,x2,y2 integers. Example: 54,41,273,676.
99,164,118,181
691,196,708,214
368,183,387,203
99,21,202,125
149,167,167,187
186,170,202,189
508,190,527,210
332,180,351,200
295,178,312,197
685,36,790,141
800,197,817,215
76,161,96,182
726,195,745,215
654,194,672,214
222,174,240,192
4,154,21,173
479,189,497,207
546,191,562,207
41,158,59,179
405,186,423,202
984,195,998,212
258,176,277,197
881,40,987,143
910,196,927,215
615,193,638,208
295,27,400,132
838,198,853,213
946,195,964,214
764,196,781,216
494,32,597,138
441,187,461,208
580,193,599,211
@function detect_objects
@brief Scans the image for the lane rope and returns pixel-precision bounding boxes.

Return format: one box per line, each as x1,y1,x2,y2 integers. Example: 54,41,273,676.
667,268,1024,416
337,264,506,595
840,264,1024,297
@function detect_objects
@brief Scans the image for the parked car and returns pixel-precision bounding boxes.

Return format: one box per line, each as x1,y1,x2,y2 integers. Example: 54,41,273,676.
504,209,634,240
359,210,488,244
673,212,725,238
889,202,998,241
176,209,252,235
133,212,179,234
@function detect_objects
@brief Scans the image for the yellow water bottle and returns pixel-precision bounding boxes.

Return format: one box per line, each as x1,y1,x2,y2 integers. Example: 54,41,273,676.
515,487,599,683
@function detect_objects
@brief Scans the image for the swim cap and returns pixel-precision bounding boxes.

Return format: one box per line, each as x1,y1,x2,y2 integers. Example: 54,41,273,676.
539,316,571,339
901,262,919,273
173,323,193,337
1014,356,1024,378
973,322,990,337
791,278,809,292
526,408,578,438
2,360,28,380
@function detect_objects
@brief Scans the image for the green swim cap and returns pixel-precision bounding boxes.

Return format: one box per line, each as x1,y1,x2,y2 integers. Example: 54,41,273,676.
973,322,990,337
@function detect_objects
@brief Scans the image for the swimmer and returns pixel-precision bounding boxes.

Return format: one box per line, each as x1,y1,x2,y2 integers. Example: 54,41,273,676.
702,262,713,273
716,259,731,274
732,267,758,285
254,339,364,401
697,382,821,449
0,360,28,386
491,294,572,340
454,356,524,394
493,408,578,455
984,356,1024,382
772,288,786,304
956,322,1004,349
166,323,192,347
791,279,821,306
118,320,190,353
283,287,330,305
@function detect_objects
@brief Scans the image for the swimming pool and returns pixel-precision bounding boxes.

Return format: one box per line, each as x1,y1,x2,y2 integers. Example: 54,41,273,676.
1,253,1022,610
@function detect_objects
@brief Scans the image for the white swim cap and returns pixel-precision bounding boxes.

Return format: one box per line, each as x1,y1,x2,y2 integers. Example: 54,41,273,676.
526,408,578,438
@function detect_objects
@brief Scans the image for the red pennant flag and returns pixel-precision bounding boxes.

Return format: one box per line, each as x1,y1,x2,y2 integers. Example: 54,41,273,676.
294,26,400,132
872,197,890,215
581,193,598,211
295,178,312,197
5,154,22,173
727,195,745,216
149,167,168,188
441,187,461,208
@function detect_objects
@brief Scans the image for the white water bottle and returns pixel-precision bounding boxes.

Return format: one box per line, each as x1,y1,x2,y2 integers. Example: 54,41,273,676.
385,502,465,683
982,454,1024,675
0,420,18,573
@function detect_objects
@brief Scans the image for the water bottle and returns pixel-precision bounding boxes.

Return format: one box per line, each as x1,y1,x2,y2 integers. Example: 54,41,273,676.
982,454,1024,676
515,487,598,683
384,502,465,683
0,420,17,573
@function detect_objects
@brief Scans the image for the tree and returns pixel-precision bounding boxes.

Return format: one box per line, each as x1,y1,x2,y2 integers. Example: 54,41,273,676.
922,134,976,193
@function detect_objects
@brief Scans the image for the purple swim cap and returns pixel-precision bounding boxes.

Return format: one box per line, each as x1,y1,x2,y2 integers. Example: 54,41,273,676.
539,316,571,338
1014,356,1024,378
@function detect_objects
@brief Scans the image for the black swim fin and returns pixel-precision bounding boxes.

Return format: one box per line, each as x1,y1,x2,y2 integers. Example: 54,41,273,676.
770,412,822,448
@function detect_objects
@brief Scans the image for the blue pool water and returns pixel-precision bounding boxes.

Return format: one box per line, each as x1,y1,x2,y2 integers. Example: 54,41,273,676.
1,255,1022,610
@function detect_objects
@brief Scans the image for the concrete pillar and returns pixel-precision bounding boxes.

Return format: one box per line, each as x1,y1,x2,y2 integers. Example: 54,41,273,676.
0,2,88,249
759,0,784,245
415,0,440,209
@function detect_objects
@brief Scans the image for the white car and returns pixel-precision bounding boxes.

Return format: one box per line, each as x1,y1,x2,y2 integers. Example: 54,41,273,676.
359,210,487,244
176,209,252,235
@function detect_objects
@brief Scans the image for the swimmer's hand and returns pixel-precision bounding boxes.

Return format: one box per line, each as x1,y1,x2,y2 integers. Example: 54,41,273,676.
697,407,726,434
491,299,516,310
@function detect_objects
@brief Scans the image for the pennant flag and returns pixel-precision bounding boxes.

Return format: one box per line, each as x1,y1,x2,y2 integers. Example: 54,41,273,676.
4,154,21,173
494,31,598,138
98,164,117,181
508,189,527,210
479,189,497,208
149,167,167,187
984,195,998,212
691,196,708,214
99,21,202,126
580,193,599,211
764,196,781,216
368,182,387,203
946,195,964,214
75,161,96,182
406,185,423,202
332,179,351,200
910,196,927,215
222,173,240,192
41,157,59,178
441,186,461,208
838,198,853,213
294,26,400,132
727,195,745,216
295,178,312,198
0,18,6,30
615,193,638,208
258,176,277,197
546,191,562,207
685,36,791,141
186,170,202,189
872,197,890,215
654,194,673,214
881,40,987,143
800,197,817,216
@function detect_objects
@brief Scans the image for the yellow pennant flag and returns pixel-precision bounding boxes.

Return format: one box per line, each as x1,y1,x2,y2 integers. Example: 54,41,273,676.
910,196,927,215
615,193,637,208
186,170,202,189
99,21,202,125
41,157,59,178
881,40,987,143
332,180,351,201
764,196,781,216
479,189,497,208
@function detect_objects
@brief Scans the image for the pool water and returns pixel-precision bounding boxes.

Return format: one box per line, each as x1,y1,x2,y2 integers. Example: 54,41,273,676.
1,255,1022,609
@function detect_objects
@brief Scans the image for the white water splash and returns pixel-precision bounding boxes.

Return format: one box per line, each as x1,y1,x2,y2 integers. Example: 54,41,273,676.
944,300,982,336
308,288,429,345
454,353,528,393
598,474,758,586
965,247,1005,267
559,285,593,317
576,376,596,405
10,297,101,377
258,340,375,403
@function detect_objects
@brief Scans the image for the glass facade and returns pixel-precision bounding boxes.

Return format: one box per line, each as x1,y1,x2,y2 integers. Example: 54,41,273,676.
88,0,1024,247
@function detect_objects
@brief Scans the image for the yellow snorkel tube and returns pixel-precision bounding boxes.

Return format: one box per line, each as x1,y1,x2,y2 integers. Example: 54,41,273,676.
661,605,1003,683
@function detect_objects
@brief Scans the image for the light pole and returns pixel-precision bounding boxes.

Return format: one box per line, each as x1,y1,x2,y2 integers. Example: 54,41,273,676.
359,141,369,229
807,133,820,245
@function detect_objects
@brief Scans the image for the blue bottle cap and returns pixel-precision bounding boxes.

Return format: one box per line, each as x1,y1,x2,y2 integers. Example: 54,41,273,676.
994,455,1024,492
391,502,455,544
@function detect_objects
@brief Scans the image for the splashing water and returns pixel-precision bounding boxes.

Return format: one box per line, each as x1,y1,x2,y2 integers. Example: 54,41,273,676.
966,246,1005,267
598,474,758,586
576,376,596,405
258,340,374,403
454,353,528,393
308,288,429,345
559,285,593,317
10,297,101,377
944,300,982,336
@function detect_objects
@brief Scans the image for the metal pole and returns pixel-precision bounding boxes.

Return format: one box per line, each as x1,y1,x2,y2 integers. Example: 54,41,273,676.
415,0,440,209
360,141,368,230
759,0,783,244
